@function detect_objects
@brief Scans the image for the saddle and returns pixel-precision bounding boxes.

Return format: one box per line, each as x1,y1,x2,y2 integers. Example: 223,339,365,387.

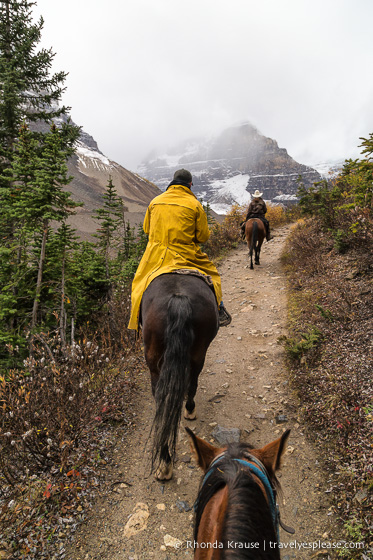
170,268,214,289
246,213,268,224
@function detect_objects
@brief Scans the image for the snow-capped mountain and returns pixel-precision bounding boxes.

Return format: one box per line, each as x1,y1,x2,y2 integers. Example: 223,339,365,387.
36,112,160,238
66,132,160,238
31,103,160,238
139,122,322,214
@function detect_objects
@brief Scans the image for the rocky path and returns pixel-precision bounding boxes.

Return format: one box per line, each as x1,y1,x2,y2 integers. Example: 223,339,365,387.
67,225,336,560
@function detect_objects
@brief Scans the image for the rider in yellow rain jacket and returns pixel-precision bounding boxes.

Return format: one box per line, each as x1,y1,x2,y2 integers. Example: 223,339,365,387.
128,169,231,330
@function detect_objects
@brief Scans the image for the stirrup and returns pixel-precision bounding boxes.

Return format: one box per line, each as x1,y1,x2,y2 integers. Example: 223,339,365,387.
219,307,232,327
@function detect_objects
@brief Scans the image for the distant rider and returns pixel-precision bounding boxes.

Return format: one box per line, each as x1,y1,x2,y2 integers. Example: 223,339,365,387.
241,190,273,241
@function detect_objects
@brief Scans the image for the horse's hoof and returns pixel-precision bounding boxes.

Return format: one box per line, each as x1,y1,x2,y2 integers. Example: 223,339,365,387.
184,406,197,420
155,462,173,481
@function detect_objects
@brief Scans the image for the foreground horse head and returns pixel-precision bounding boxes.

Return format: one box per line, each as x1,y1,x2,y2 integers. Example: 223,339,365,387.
245,218,266,269
187,428,291,559
141,273,219,480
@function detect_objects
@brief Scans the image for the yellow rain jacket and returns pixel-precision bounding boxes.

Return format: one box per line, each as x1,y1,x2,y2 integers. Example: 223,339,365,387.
128,184,222,330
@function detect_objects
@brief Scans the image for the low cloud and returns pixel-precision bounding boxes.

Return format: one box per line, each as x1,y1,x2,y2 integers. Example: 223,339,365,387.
34,0,373,171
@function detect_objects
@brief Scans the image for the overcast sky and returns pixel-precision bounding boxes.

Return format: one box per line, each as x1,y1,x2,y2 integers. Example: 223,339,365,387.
33,0,373,172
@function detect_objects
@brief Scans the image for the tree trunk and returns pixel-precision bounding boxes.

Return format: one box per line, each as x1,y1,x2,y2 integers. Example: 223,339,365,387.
71,317,75,349
31,220,48,332
10,240,23,330
59,251,67,349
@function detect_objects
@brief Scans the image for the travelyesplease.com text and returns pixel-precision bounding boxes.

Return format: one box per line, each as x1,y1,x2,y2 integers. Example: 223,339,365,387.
184,539,365,551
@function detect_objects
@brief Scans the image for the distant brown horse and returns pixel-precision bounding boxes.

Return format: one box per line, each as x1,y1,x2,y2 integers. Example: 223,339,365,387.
245,218,266,269
187,428,292,559
141,273,219,480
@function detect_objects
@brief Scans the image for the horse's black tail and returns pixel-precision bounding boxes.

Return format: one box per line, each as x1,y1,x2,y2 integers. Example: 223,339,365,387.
251,220,258,251
151,294,194,470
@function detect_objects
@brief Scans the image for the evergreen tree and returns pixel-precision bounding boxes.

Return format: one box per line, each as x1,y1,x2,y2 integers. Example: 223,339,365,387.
33,124,80,332
0,1,80,363
336,134,373,208
0,1,70,155
0,0,79,236
121,221,136,261
93,176,123,282
68,241,108,327
6,123,81,347
134,222,148,258
199,197,216,226
118,223,148,284
0,123,37,361
45,224,78,348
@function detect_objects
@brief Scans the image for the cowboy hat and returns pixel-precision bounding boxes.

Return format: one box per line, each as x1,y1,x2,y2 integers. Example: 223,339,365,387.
252,190,263,198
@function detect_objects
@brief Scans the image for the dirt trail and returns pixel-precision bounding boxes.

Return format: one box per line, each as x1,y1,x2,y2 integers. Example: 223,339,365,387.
67,225,336,560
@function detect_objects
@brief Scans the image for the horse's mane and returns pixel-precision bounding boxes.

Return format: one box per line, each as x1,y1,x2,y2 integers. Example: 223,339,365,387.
194,443,280,559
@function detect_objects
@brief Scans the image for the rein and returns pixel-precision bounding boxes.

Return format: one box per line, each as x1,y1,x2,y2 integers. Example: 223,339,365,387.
195,452,295,539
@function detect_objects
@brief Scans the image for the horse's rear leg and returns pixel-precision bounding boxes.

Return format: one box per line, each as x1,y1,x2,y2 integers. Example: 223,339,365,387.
184,379,197,420
144,334,162,396
150,372,158,397
184,367,201,420
255,246,260,265
247,241,254,269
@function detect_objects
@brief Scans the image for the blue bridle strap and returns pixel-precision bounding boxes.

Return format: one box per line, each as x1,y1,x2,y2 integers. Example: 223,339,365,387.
233,458,277,530
196,454,279,539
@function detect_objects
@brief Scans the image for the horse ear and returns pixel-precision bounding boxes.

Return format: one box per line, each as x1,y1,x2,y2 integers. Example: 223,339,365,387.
254,429,290,474
185,427,223,472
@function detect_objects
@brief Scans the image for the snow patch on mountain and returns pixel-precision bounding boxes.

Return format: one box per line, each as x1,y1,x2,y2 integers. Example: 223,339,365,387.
208,202,231,214
206,174,250,214
76,141,115,175
309,159,344,178
210,174,250,202
273,194,299,202
198,173,251,214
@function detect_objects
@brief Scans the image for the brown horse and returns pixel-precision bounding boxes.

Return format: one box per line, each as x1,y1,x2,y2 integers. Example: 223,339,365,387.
245,218,266,270
187,428,292,559
141,273,219,480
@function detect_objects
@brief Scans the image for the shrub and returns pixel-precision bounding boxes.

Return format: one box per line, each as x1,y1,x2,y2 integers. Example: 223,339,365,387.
281,327,322,364
296,134,373,254
0,333,133,486
202,204,244,259
282,218,329,277
265,203,287,228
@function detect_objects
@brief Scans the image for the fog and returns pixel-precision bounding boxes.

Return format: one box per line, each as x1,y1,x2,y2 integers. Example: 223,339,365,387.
33,0,373,171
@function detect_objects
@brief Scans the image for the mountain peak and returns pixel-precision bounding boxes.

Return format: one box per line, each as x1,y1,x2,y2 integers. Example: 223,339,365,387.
139,123,321,213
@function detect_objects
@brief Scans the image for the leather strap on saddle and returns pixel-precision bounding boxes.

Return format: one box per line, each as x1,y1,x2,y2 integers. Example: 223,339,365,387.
278,515,296,535
170,268,214,288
